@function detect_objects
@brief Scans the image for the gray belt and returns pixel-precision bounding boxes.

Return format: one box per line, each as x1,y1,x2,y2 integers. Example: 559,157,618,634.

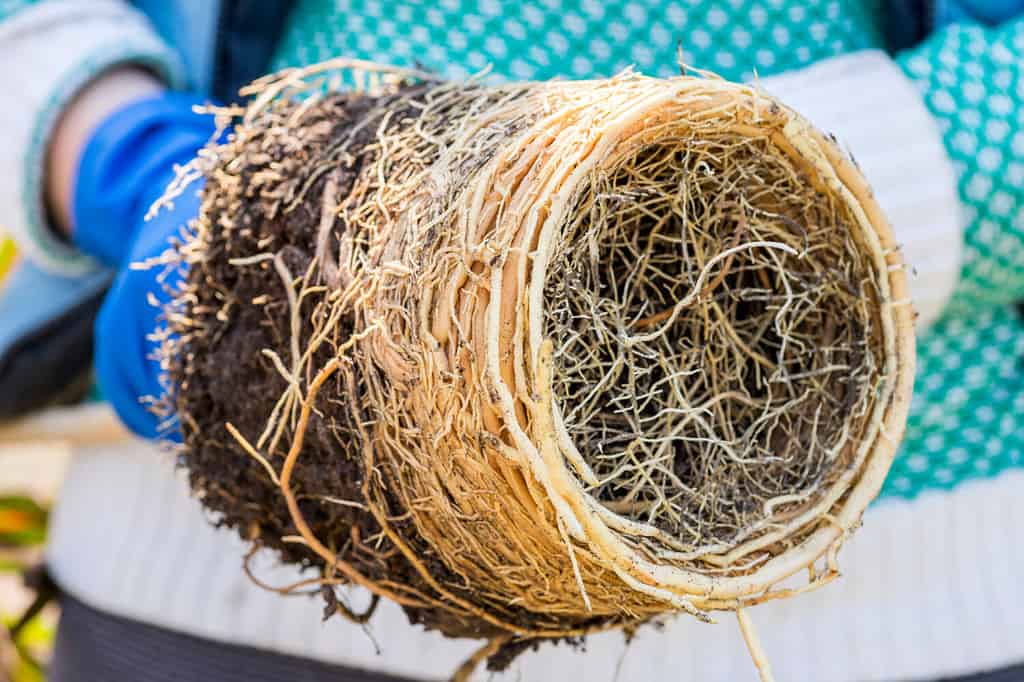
49,592,419,682
43,591,1024,682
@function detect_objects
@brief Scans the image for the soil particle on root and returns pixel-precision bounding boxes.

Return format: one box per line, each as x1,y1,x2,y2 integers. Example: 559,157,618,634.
171,87,599,659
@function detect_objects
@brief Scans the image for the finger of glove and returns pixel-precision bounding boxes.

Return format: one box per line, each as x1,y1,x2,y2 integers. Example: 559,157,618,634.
94,278,160,439
94,264,183,441
73,93,215,268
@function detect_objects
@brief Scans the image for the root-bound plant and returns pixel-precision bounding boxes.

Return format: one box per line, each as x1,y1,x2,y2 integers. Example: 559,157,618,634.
159,60,915,681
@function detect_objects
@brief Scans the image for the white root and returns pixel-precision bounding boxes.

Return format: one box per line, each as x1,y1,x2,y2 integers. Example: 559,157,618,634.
737,608,777,682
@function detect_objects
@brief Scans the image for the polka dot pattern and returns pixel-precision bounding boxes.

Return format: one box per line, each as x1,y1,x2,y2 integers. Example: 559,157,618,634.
272,0,884,83
883,306,1024,498
898,18,1024,311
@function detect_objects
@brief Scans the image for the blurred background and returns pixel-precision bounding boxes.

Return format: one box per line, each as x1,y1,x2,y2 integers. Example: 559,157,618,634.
0,233,64,680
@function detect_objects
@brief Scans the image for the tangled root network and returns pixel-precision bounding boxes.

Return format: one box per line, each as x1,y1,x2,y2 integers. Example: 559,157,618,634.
162,60,915,676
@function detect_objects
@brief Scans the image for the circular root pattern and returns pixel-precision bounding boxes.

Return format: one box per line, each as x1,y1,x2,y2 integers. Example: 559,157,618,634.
164,61,915,670
544,134,878,554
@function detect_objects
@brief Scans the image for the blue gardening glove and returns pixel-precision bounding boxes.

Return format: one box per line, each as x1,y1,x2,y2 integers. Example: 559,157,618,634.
934,0,1024,28
73,93,215,439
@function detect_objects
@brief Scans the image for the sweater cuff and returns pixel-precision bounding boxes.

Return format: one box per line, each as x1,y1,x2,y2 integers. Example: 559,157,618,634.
0,1,185,276
761,50,963,331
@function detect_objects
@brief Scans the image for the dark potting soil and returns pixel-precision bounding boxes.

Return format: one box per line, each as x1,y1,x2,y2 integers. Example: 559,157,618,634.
170,86,599,661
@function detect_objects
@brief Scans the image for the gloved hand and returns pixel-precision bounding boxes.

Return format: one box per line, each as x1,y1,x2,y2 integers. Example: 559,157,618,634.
73,93,216,439
933,0,1024,27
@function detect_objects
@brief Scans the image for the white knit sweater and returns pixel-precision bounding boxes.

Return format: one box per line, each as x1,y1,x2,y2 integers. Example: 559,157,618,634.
48,443,1024,681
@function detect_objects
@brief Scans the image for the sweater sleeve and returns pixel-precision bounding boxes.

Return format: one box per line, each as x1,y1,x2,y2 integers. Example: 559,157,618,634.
0,0,185,276
762,49,963,331
897,17,1024,313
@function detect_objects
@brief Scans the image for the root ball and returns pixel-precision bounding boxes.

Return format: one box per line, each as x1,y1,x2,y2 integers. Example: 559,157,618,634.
164,61,915,667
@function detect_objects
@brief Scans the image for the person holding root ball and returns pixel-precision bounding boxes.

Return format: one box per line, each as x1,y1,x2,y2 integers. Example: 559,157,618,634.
1,1,1023,680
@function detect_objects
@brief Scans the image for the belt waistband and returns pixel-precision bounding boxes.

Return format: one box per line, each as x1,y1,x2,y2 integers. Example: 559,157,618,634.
49,592,421,682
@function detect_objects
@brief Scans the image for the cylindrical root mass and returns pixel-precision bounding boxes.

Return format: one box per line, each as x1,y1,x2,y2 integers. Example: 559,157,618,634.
163,62,915,667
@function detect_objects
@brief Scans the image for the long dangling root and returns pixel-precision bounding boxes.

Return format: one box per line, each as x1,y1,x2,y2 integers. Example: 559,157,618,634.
450,636,513,682
160,59,915,675
737,608,776,682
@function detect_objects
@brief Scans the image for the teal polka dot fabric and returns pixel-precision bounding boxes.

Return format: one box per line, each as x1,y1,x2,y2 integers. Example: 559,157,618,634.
272,0,884,83
898,18,1024,311
271,3,1023,502
0,0,38,16
886,19,1024,500
883,306,1024,498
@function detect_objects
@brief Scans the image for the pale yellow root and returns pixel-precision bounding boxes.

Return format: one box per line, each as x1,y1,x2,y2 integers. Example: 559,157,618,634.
449,636,511,682
737,608,776,682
